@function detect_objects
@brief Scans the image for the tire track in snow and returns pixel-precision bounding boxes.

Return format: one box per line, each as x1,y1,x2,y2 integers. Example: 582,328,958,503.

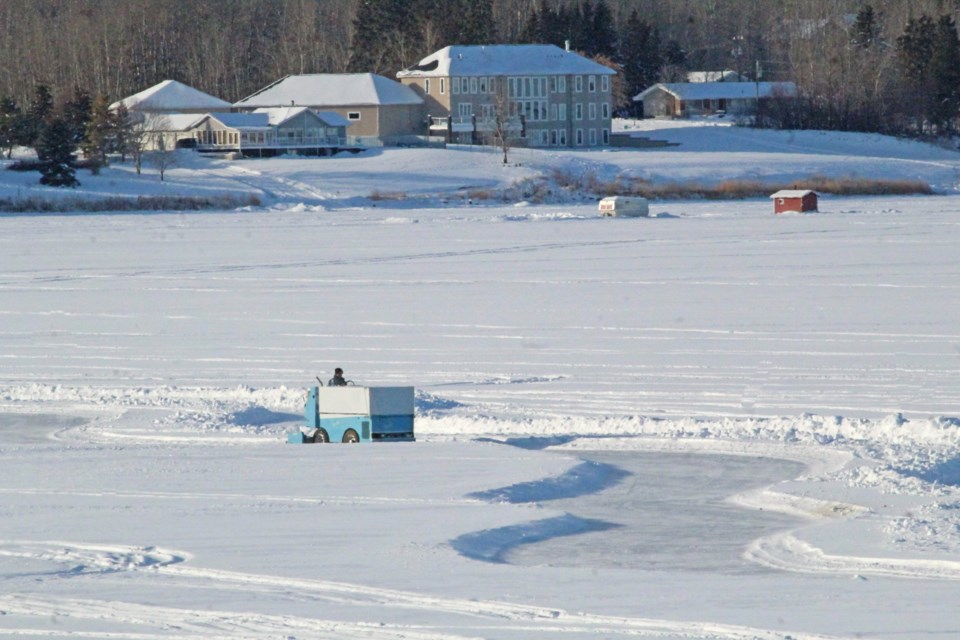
0,541,872,640
744,530,960,580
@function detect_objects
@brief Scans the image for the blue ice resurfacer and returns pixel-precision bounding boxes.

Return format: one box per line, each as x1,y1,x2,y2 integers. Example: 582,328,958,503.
288,385,415,444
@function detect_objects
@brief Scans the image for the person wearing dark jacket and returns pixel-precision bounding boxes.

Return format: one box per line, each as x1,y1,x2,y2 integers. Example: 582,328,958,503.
328,367,348,386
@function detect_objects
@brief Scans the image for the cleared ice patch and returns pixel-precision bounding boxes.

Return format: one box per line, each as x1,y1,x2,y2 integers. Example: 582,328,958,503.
0,413,87,444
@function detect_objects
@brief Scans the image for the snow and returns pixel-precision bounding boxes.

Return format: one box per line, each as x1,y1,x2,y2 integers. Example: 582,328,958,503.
398,45,615,78
110,79,233,112
1,120,960,639
235,73,423,108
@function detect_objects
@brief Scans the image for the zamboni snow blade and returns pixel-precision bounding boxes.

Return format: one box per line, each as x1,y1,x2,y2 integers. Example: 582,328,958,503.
288,385,415,444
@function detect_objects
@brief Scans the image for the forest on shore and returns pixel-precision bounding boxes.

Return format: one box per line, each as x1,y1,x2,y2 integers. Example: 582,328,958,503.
1,0,959,138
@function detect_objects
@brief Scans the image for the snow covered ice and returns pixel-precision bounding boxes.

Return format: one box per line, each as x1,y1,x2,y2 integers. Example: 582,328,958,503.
1,120,960,638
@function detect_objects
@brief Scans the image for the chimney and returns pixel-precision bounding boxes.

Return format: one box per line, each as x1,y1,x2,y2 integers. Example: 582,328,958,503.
565,40,570,52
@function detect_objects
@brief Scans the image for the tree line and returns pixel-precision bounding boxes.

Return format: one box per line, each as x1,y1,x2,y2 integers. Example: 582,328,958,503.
2,0,959,151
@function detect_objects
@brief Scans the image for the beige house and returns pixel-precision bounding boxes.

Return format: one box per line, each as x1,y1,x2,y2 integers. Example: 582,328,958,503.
634,82,798,118
233,74,423,146
397,44,616,147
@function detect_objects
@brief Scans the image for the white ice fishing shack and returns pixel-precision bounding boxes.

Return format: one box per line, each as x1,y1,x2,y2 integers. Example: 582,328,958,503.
288,385,415,444
598,196,649,217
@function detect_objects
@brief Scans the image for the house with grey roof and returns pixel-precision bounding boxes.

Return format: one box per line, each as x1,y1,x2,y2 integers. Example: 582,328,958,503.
182,108,354,157
397,44,616,147
634,82,797,119
234,74,423,146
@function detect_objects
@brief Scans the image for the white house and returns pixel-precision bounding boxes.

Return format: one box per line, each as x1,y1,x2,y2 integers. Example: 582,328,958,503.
397,44,616,147
110,79,232,115
234,74,423,146
634,81,798,118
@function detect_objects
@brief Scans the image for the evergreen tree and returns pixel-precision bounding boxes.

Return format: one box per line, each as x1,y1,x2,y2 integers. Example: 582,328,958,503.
571,1,595,54
348,0,409,74
62,86,92,146
852,5,879,48
24,83,54,147
590,1,617,58
37,117,79,188
110,103,135,162
82,93,112,169
0,96,20,159
660,40,688,82
518,1,543,43
618,9,662,107
546,2,570,47
929,14,960,132
453,0,495,44
897,15,937,129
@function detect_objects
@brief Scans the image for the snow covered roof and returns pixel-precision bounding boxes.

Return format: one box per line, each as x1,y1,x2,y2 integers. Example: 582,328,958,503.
770,190,817,198
141,113,204,131
397,44,616,78
635,82,798,102
235,74,422,108
316,111,351,127
686,70,747,83
111,80,232,113
252,107,351,128
199,113,271,130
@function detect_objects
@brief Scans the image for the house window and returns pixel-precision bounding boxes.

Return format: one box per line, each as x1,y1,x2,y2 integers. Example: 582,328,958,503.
575,75,582,92
589,128,597,145
588,103,596,120
440,78,445,94
558,76,566,92
425,79,430,95
576,128,583,145
508,77,516,98
558,103,566,121
559,129,567,145
601,75,609,92
348,112,361,120
461,77,469,94
539,129,549,145
479,77,487,93
549,76,557,93
550,130,557,145
588,75,596,92
601,103,610,119
550,104,557,121
470,77,477,94
575,103,583,120
524,77,531,97
459,103,472,117
452,78,459,94
602,128,609,144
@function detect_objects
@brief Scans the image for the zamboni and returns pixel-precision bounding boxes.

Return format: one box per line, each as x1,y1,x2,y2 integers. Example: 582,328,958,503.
288,382,415,444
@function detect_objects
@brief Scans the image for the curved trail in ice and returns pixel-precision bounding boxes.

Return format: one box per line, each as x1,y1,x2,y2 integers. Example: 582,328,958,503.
744,530,960,580
0,540,857,640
